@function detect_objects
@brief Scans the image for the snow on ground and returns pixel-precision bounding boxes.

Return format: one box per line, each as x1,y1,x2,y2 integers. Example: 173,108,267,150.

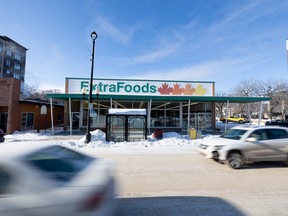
2,121,264,154
4,129,201,154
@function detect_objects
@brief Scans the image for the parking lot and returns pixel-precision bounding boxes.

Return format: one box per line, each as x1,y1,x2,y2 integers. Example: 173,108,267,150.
95,149,288,216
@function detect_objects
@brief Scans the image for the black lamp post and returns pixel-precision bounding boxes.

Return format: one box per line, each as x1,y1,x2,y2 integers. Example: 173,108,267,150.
85,31,98,143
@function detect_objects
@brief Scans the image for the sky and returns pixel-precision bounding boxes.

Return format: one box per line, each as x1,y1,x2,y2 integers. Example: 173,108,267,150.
1,0,288,93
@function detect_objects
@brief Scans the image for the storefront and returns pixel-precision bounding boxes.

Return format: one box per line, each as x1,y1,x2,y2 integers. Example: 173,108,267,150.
47,77,270,135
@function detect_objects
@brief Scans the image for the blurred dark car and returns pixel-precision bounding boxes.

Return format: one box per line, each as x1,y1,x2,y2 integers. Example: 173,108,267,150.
0,128,4,143
265,120,288,127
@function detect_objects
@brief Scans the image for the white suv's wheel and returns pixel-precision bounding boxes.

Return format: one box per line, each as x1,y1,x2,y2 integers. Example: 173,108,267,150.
228,152,243,169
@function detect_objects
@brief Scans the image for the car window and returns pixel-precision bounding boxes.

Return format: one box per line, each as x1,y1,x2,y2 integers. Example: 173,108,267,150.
24,145,95,182
220,129,248,140
266,129,288,140
248,129,268,141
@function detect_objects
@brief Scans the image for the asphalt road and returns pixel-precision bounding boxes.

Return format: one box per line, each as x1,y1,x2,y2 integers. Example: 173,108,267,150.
95,150,288,216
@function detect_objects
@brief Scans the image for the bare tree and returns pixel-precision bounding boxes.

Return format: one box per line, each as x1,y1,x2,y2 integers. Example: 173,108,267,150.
231,78,261,97
230,78,288,119
22,84,63,104
215,91,228,118
263,79,288,119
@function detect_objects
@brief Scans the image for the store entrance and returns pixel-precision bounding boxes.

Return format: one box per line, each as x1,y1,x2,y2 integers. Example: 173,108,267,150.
71,112,80,130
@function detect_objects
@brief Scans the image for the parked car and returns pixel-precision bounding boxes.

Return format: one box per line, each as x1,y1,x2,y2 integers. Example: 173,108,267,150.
198,125,288,169
0,142,117,216
220,116,250,124
0,128,4,143
265,119,288,127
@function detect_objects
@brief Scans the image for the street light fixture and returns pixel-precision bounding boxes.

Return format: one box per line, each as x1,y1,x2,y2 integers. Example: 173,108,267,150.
81,87,87,99
85,31,98,143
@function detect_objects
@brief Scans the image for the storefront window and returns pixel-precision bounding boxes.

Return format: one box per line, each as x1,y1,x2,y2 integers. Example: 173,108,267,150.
112,101,148,109
82,100,109,128
182,102,212,131
151,109,165,127
150,101,180,128
82,110,88,127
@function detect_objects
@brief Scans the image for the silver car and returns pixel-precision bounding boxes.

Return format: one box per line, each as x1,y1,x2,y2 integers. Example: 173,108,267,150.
198,125,288,169
0,142,117,216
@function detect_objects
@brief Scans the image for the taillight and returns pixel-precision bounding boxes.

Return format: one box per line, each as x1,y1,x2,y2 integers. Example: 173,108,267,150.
80,187,108,212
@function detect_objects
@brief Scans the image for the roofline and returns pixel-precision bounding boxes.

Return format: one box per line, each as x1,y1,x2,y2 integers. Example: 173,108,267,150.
0,35,28,50
47,93,270,103
19,99,64,106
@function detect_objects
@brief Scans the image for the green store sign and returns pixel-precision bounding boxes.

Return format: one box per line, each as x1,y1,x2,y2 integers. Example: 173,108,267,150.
81,81,157,94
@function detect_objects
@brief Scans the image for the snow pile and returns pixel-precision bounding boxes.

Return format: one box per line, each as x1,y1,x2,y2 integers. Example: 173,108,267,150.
4,131,53,141
74,130,196,149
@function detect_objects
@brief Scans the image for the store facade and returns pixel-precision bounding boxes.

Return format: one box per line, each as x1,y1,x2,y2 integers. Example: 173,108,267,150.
47,77,270,135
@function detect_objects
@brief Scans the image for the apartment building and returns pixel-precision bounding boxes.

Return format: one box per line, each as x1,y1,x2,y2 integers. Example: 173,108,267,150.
0,36,64,134
0,36,28,93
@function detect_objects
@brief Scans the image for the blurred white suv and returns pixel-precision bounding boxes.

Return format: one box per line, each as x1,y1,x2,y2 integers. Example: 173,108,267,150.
198,125,288,169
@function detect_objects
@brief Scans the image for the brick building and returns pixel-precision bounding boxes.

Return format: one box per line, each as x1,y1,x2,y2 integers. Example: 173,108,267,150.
0,78,64,134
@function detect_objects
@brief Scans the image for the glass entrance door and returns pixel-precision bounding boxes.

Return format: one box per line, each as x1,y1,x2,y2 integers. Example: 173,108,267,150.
71,112,80,130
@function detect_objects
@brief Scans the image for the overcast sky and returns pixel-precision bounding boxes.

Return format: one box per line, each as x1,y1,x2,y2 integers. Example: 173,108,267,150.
1,0,288,93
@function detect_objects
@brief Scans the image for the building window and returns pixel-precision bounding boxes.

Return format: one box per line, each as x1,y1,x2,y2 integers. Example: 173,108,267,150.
182,102,212,131
5,59,11,67
6,69,10,74
150,101,180,128
14,73,20,79
14,52,21,61
21,112,34,131
81,100,110,128
14,62,21,70
0,56,2,63
0,42,3,52
6,50,12,56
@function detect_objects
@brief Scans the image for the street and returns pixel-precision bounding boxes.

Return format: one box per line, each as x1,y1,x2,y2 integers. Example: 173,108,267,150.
94,149,288,216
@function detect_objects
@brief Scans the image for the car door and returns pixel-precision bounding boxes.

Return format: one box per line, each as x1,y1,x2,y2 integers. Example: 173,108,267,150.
246,128,288,162
262,128,288,161
244,129,269,161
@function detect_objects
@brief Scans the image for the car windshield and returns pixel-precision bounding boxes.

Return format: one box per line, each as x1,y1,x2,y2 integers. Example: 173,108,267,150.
220,128,248,140
24,145,95,183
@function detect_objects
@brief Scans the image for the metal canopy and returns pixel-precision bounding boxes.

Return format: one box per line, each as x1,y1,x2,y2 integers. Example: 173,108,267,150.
47,93,270,103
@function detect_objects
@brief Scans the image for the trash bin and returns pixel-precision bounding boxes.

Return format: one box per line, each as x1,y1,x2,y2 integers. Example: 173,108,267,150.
154,129,163,140
188,128,197,139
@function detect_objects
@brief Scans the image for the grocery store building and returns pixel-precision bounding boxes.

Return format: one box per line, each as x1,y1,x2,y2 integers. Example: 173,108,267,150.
47,77,270,140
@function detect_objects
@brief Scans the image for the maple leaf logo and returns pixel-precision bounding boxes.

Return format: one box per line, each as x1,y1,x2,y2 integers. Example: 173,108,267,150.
183,84,195,95
195,84,207,95
158,83,173,95
172,83,184,95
